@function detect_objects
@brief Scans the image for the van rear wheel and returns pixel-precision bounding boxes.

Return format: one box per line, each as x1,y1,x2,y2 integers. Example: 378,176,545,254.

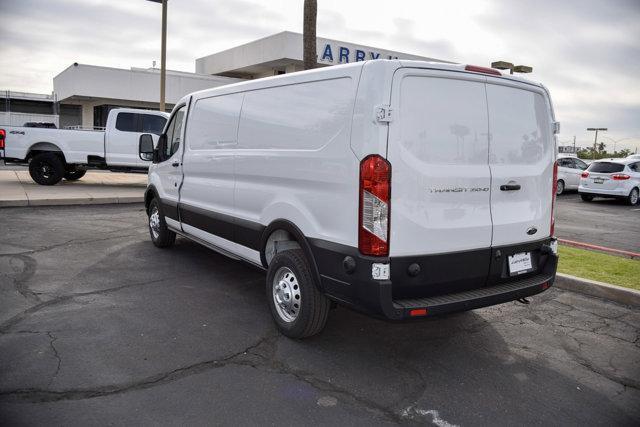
148,198,176,248
266,249,330,339
29,153,64,185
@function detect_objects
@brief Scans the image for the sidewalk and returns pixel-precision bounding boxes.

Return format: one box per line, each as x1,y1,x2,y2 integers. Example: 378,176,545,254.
0,170,147,207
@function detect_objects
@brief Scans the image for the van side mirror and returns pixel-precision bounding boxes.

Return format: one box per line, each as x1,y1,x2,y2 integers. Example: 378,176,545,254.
139,134,155,161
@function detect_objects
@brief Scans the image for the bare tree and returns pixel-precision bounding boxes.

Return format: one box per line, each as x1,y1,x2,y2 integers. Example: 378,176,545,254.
303,0,317,70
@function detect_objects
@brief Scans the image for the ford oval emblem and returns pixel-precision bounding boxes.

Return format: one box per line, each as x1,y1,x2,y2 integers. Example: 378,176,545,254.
527,227,538,236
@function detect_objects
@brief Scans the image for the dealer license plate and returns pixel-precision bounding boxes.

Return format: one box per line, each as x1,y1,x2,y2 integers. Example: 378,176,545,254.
508,252,533,276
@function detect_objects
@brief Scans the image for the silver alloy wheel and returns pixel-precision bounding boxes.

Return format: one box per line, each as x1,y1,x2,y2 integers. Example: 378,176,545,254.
149,206,160,239
272,266,301,322
631,188,639,205
556,180,564,195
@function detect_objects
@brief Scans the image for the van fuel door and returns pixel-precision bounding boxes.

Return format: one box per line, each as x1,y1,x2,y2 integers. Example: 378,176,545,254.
374,105,393,123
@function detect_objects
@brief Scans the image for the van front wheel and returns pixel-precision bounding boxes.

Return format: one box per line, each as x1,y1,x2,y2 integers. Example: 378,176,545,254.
266,249,329,339
148,198,176,248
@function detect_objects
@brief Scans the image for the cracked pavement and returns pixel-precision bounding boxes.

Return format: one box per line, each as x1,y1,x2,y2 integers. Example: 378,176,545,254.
0,204,639,425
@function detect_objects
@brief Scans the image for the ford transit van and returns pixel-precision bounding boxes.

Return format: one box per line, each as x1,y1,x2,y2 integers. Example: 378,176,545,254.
139,60,559,338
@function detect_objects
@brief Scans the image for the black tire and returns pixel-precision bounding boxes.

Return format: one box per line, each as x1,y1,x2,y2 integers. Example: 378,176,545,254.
581,194,594,202
147,198,176,248
266,249,330,339
63,169,87,181
627,187,639,206
556,180,565,195
28,152,64,185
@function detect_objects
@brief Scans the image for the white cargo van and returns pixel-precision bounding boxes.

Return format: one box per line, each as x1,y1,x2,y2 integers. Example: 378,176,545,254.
138,60,559,338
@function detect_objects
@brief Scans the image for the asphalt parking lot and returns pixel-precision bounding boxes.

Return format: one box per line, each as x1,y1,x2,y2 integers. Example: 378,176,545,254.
555,191,640,253
1,204,638,425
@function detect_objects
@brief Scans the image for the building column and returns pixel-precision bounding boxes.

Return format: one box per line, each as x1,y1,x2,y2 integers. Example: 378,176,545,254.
81,103,93,129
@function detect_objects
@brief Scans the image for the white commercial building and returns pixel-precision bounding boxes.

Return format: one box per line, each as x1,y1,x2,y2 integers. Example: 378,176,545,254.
2,31,446,129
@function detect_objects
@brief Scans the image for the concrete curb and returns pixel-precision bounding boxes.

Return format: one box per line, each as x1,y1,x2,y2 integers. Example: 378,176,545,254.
555,273,640,307
0,196,143,207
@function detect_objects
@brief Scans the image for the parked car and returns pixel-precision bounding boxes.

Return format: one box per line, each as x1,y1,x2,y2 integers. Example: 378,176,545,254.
579,158,640,205
0,108,168,185
557,154,588,194
626,154,640,160
138,60,559,338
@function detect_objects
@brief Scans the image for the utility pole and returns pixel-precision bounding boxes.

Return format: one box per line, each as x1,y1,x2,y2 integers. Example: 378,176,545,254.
587,127,607,160
573,135,576,154
147,0,168,111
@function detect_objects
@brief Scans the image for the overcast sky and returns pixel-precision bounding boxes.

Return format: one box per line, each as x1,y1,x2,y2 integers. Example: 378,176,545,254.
1,0,638,151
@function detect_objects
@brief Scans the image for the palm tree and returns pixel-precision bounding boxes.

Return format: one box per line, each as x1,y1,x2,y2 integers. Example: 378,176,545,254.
303,0,317,70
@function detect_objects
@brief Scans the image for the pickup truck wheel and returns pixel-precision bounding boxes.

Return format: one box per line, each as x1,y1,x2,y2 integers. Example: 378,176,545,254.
148,199,176,248
64,169,86,181
29,153,64,185
266,249,330,339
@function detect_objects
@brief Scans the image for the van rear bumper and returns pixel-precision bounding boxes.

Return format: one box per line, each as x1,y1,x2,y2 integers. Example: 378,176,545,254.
309,238,557,320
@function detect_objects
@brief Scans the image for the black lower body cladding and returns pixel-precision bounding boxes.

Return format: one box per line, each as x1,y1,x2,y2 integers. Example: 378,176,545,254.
309,238,557,320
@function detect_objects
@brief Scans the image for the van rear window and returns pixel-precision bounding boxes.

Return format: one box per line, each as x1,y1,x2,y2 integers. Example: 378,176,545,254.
587,162,624,173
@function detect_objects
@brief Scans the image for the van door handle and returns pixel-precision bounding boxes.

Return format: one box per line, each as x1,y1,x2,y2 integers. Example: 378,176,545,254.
500,183,521,191
172,162,180,167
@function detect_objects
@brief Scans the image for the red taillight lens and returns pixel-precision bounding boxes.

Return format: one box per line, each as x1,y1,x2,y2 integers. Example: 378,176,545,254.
359,155,391,256
410,308,427,317
0,129,5,149
581,171,589,178
465,65,502,76
551,161,558,237
612,174,630,180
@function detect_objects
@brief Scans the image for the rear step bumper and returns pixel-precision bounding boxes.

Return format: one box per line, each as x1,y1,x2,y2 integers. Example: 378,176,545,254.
310,237,558,321
391,271,554,319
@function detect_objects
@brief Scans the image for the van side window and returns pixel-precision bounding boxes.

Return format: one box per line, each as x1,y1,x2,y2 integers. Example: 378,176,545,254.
115,113,137,132
164,107,186,159
142,114,167,135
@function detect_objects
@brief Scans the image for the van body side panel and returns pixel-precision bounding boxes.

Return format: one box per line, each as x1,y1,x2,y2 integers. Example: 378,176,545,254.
235,76,360,248
485,80,554,246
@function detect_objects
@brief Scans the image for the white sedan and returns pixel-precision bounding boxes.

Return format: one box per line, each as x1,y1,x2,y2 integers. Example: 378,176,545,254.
557,155,588,195
579,158,640,205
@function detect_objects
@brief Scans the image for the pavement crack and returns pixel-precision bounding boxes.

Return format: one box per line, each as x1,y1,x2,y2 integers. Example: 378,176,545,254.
46,331,62,387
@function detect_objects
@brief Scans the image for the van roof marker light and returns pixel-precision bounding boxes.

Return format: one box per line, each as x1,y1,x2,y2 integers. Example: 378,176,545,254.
465,65,502,76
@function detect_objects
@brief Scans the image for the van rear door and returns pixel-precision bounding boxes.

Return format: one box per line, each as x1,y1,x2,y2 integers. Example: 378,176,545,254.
386,69,493,257
485,81,554,246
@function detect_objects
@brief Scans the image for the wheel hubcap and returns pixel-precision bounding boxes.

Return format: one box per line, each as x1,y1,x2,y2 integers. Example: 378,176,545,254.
632,189,639,205
40,162,52,178
149,207,160,239
556,181,563,195
272,267,301,322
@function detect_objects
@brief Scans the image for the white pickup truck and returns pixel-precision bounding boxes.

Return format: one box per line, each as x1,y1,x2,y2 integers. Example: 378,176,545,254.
0,108,168,185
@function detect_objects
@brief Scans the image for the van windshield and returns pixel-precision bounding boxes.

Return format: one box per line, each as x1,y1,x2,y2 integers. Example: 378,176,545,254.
587,162,624,173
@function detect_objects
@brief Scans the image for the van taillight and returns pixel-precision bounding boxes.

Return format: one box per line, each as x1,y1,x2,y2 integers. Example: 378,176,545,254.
612,174,630,180
0,129,5,149
551,161,558,237
359,155,391,256
581,171,589,178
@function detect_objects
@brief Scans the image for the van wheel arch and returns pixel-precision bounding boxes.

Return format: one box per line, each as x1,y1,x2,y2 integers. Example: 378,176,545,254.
144,186,160,212
260,220,322,290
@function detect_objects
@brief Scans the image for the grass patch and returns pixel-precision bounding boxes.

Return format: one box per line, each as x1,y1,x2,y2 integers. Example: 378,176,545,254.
558,245,640,291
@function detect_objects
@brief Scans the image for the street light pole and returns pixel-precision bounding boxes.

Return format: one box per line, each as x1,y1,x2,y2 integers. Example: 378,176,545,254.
147,0,167,112
587,127,607,160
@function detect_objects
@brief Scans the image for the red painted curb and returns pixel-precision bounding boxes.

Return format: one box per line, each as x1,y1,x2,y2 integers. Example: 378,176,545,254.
558,238,640,259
